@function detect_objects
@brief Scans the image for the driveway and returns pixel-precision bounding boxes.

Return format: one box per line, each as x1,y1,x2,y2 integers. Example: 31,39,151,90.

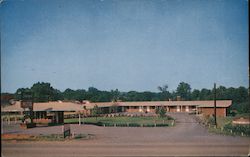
2,113,250,156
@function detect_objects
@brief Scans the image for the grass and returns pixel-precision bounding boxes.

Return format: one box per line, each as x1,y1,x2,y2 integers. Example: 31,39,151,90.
64,116,174,127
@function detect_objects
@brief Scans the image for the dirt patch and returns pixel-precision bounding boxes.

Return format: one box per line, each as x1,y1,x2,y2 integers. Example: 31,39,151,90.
2,134,35,140
2,133,94,142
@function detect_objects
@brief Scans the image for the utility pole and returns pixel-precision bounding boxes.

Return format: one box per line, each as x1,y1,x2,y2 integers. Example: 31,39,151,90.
214,83,217,127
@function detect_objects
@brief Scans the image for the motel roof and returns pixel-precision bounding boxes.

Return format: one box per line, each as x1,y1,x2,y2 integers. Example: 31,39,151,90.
86,100,232,109
1,100,232,112
1,101,84,112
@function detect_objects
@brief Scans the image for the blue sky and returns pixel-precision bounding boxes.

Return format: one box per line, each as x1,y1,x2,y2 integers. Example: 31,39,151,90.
1,0,249,93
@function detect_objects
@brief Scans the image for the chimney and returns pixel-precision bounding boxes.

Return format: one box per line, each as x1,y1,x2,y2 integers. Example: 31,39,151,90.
177,96,181,101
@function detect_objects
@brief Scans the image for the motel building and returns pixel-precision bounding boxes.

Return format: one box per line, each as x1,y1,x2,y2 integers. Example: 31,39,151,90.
1,100,232,125
85,100,232,117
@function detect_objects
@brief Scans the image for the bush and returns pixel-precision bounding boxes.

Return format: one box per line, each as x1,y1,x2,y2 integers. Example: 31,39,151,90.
129,123,140,127
102,122,114,127
208,115,215,125
116,123,127,127
224,123,250,136
143,124,155,127
156,124,168,127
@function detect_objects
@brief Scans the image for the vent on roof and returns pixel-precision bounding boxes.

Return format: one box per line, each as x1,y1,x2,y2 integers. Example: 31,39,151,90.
82,100,90,104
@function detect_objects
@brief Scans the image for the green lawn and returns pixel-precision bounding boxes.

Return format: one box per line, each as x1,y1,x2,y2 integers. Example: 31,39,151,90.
64,116,174,127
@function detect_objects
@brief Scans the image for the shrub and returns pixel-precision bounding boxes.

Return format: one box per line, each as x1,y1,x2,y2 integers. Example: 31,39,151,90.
224,123,250,136
102,123,114,127
156,124,168,127
116,123,127,127
208,115,215,125
143,124,155,127
129,123,140,127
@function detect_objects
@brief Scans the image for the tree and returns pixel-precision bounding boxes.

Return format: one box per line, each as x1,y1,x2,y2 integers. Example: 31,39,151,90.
214,86,227,100
176,82,191,100
155,106,166,118
157,84,171,100
111,89,120,102
191,89,200,100
88,87,100,102
157,85,168,93
199,88,212,100
30,82,56,102
63,88,75,100
14,88,31,100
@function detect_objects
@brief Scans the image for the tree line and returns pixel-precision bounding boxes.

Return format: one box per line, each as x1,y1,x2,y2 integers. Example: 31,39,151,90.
1,81,248,114
10,82,247,103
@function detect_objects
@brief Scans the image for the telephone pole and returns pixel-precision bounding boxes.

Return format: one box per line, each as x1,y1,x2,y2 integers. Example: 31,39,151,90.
214,83,217,127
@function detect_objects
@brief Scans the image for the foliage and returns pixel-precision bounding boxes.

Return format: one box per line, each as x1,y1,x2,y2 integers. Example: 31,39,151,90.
224,123,250,136
159,108,166,117
157,84,171,100
91,105,100,120
64,116,172,127
208,115,215,125
230,101,250,114
176,82,191,100
155,106,166,118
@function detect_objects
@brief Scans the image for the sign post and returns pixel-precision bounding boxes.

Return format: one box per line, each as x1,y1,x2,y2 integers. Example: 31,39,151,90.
63,124,71,138
78,114,81,125
20,91,35,128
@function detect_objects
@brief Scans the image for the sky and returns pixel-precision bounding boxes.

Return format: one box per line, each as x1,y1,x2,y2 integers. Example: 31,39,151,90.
1,0,249,93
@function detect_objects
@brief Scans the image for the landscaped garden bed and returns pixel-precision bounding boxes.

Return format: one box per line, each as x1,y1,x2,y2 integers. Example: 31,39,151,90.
64,116,174,127
199,114,250,137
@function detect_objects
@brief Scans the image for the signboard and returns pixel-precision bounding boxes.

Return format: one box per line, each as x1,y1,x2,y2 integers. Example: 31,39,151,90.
20,91,33,109
63,124,71,138
21,101,33,109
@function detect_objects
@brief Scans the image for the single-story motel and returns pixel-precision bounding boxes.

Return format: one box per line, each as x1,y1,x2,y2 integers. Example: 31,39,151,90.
1,100,232,124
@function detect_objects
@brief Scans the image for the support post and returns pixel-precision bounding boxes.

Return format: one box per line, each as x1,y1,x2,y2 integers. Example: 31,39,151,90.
78,114,81,125
1,117,3,133
8,114,10,125
214,83,217,127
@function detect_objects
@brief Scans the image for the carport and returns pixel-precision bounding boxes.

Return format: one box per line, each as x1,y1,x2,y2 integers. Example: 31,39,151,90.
2,101,85,125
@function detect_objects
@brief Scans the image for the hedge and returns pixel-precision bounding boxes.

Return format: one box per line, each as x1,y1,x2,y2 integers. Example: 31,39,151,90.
156,124,169,127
